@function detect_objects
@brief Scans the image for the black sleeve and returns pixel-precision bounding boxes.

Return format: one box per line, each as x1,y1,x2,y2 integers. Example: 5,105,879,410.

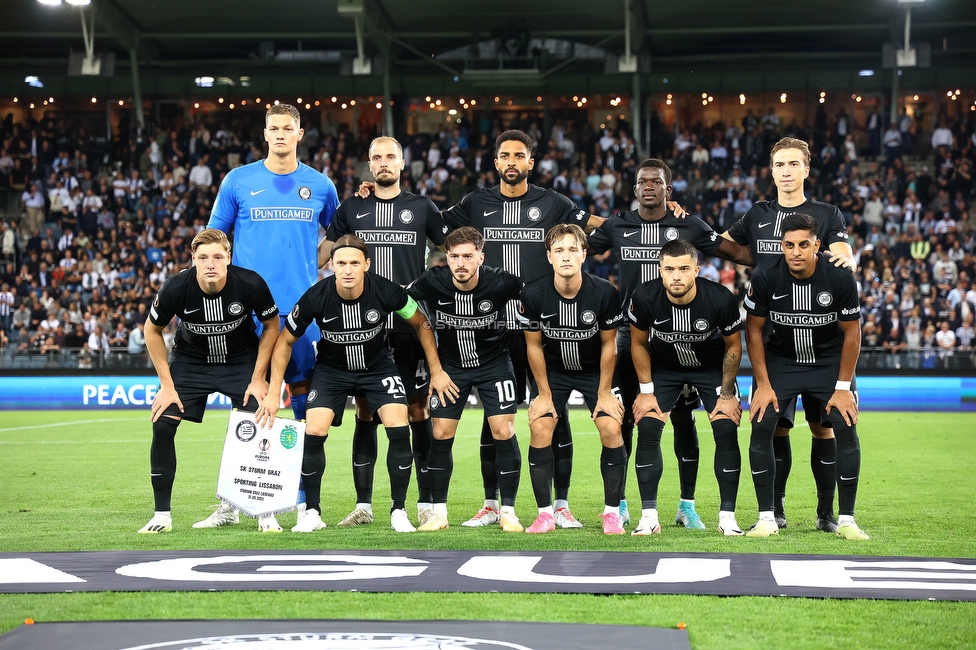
587,220,613,255
717,285,743,335
285,287,318,338
819,206,850,251
600,285,624,330
690,216,722,256
517,288,539,331
744,267,769,317
251,272,279,321
551,191,589,225
504,271,522,300
383,279,410,313
148,276,179,327
836,270,862,321
424,199,449,246
726,208,753,246
406,271,434,302
443,191,473,230
324,202,350,241
627,288,652,330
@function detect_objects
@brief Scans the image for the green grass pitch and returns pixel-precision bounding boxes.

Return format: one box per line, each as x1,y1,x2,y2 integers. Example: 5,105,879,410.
2,408,975,649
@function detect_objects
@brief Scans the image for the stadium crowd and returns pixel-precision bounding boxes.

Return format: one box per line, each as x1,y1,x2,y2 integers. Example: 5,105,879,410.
0,103,974,368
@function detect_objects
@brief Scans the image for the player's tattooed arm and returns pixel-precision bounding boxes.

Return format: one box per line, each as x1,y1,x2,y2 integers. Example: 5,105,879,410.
745,313,779,423
710,332,743,425
826,319,861,426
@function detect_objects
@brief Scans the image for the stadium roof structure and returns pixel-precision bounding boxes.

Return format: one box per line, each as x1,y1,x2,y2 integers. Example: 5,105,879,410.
1,0,975,98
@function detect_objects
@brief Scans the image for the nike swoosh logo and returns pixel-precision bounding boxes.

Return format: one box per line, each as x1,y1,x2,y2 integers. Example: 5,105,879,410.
356,212,370,219
758,221,772,228
635,463,654,469
499,469,517,475
428,467,445,471
820,460,836,465
722,468,739,473
353,462,370,467
557,442,572,448
623,230,639,237
680,457,696,462
398,464,412,470
840,475,857,481
301,471,317,477
751,469,768,475
653,318,670,325
541,312,557,319
484,210,498,217
772,293,790,300
150,473,162,477
438,300,452,305
322,316,339,323
250,189,266,196
415,383,426,390
183,308,200,314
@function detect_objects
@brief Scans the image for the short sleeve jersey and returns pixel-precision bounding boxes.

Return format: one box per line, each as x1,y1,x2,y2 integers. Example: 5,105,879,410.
744,253,861,363
149,265,278,364
628,278,742,372
443,184,587,325
407,265,522,369
727,199,849,269
285,273,409,371
208,160,339,313
518,272,623,373
588,210,722,312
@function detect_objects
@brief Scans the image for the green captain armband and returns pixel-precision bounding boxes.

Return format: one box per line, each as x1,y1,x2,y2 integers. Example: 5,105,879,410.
396,295,419,320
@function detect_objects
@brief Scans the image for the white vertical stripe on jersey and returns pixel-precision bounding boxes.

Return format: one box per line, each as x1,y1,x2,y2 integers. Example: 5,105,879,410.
672,305,700,367
503,200,521,225
456,292,480,368
558,300,582,371
792,283,815,363
342,303,361,329
203,296,226,363
376,200,394,228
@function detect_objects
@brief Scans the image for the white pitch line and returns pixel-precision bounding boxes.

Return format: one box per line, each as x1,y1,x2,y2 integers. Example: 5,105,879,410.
0,417,146,433
0,438,223,444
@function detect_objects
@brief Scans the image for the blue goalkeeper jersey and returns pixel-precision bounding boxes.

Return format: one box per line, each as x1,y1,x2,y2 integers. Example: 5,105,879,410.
208,160,339,313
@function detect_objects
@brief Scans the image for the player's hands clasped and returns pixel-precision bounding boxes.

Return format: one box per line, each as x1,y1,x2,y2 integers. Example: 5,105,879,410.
633,393,665,423
826,389,858,426
593,391,625,424
749,384,779,423
254,391,281,428
429,370,459,407
150,385,183,423
527,394,556,426
710,395,742,426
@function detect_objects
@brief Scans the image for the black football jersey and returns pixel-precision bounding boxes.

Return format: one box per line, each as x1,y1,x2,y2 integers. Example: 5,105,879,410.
443,184,587,325
517,272,623,373
588,209,722,312
744,253,860,363
286,272,409,371
407,265,521,369
726,199,849,269
628,277,742,371
150,265,278,364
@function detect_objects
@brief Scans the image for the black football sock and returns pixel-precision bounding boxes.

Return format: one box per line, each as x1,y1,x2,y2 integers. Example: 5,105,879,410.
385,425,412,512
773,434,792,513
601,445,626,509
302,434,327,515
672,410,700,501
494,435,521,508
811,437,837,517
552,407,573,501
426,437,455,504
351,417,378,504
711,418,741,512
749,416,777,512
480,416,499,500
150,417,179,511
635,418,665,509
528,445,554,509
831,420,860,517
620,416,633,498
411,418,433,503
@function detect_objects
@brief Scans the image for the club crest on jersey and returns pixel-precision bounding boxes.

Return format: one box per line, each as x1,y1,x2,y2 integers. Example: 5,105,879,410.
298,186,312,200
527,207,542,221
399,209,414,224
694,318,709,331
665,227,679,241
291,305,300,318
228,302,244,315
308,390,318,402
365,309,381,323
818,291,833,306
478,300,493,313
581,310,596,324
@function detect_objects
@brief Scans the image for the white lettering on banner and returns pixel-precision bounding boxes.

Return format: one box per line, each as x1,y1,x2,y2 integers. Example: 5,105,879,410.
0,559,85,584
116,555,429,582
117,634,532,650
216,410,305,517
80,383,234,407
457,556,730,584
771,560,976,591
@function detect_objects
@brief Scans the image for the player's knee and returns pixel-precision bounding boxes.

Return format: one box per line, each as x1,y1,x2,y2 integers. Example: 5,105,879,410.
711,418,738,448
596,420,623,448
809,422,834,439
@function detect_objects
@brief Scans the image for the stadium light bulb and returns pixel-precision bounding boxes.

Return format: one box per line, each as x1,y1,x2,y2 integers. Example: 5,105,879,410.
305,103,311,109
341,103,347,109
36,0,62,5
194,102,200,108
470,100,476,105
350,100,356,106
297,97,302,104
66,0,92,5
376,102,383,109
90,96,96,103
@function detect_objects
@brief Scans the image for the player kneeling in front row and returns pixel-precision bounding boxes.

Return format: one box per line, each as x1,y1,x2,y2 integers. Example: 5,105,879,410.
139,228,281,534
629,239,746,536
744,214,867,539
405,227,525,532
519,224,628,534
255,235,455,533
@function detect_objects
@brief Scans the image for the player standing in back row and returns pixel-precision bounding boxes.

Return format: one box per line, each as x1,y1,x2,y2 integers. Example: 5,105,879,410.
743,214,867,540
206,103,339,532
322,136,448,529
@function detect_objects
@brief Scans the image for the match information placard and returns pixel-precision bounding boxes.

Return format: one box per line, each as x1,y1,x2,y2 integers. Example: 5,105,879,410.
216,410,305,518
